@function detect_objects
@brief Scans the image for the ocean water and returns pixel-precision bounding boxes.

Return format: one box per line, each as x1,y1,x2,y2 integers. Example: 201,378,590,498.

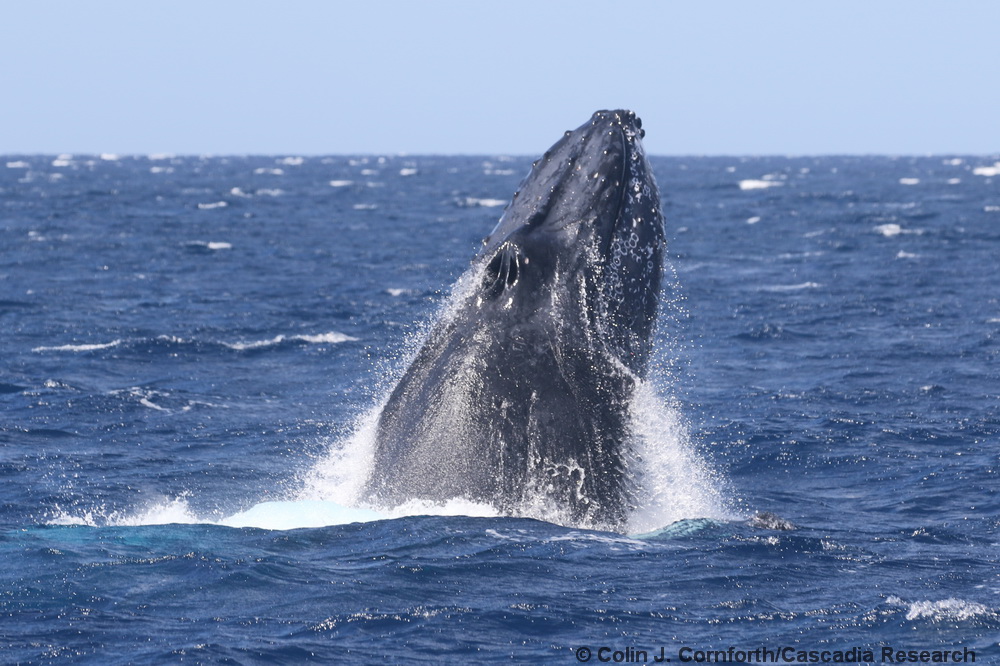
2,152,998,663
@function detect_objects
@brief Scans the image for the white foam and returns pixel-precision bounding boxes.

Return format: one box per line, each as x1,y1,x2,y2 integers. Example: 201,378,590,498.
197,201,228,210
223,331,357,350
255,188,284,197
463,197,507,207
6,160,30,169
896,250,919,259
220,500,385,530
888,596,997,623
353,203,378,211
329,180,354,187
51,158,72,168
972,162,1000,177
150,166,174,174
253,167,284,175
48,495,384,531
985,206,1000,213
739,179,782,190
762,282,821,292
399,168,418,176
386,288,411,297
898,178,920,186
277,157,304,166
33,340,122,353
229,187,252,198
295,332,358,344
746,216,761,224
100,153,120,161
947,178,961,185
874,223,903,237
48,495,201,528
186,240,232,250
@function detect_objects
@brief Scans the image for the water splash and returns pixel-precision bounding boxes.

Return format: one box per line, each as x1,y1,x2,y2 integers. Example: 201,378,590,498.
626,381,732,533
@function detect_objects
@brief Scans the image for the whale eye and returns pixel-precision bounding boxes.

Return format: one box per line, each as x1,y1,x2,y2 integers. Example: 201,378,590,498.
482,243,521,300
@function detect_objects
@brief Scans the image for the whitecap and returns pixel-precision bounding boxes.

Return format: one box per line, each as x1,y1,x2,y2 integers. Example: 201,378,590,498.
761,282,821,292
353,203,377,211
896,250,919,259
399,167,418,176
186,240,232,250
51,158,72,168
100,153,120,161
6,160,30,169
463,197,507,207
985,205,1000,213
33,340,122,353
277,156,304,166
223,332,357,350
898,177,920,185
739,179,782,190
386,288,412,297
253,167,284,175
139,397,170,412
329,180,354,187
294,332,358,344
150,166,174,174
229,187,252,198
947,178,961,185
197,201,228,210
972,162,1000,177
747,216,761,224
255,188,283,197
874,223,904,237
888,596,997,623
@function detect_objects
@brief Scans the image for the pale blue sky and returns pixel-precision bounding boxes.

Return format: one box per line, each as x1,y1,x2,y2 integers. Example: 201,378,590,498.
3,1,998,156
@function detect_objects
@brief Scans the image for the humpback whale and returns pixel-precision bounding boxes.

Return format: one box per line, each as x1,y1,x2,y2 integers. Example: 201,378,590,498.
364,110,665,530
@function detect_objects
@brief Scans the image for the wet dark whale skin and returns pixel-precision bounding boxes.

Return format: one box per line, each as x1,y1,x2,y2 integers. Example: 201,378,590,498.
364,110,665,530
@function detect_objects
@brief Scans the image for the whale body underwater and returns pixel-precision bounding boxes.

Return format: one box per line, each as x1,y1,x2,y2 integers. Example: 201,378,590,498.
363,110,665,531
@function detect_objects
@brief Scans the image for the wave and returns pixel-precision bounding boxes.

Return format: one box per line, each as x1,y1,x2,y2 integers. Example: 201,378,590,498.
222,332,358,351
739,179,783,191
887,596,998,624
31,332,357,356
32,340,122,353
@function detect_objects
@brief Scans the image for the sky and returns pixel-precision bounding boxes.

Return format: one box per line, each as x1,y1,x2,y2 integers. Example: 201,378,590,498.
3,1,999,156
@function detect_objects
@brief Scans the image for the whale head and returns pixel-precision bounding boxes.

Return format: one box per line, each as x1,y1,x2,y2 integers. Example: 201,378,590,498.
475,109,665,374
365,110,666,530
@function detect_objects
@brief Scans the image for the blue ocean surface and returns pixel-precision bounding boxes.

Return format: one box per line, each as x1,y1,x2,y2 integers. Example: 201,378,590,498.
2,152,998,663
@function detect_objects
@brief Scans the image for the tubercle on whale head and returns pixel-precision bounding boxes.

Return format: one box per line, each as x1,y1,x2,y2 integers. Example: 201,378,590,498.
479,109,653,257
